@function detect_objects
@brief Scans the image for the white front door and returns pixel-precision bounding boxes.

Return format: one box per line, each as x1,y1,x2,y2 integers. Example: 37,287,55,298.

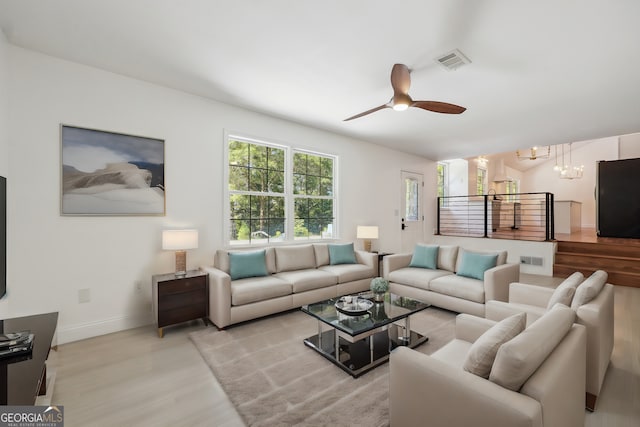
400,171,424,253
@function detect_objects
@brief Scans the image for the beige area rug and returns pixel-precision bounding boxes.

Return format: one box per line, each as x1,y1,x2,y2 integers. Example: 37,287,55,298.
189,307,456,427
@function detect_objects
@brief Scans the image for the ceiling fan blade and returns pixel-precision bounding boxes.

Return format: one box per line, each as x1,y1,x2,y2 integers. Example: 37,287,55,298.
390,64,411,95
412,101,466,114
343,104,389,121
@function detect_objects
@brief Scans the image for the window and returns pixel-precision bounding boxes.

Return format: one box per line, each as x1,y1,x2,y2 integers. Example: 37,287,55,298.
437,162,449,206
293,151,334,239
226,135,336,245
476,167,487,195
505,180,519,202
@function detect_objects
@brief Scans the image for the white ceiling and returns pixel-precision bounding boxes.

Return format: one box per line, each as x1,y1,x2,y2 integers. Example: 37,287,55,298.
1,0,639,161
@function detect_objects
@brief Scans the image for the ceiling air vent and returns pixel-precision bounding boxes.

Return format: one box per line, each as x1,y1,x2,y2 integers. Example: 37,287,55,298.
435,49,471,71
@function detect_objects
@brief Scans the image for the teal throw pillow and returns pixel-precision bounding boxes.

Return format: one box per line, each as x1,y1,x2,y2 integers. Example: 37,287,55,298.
229,250,268,280
328,243,357,265
456,251,498,280
409,244,439,269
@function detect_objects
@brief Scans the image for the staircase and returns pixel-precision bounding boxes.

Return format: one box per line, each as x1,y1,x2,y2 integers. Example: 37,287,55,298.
554,240,640,287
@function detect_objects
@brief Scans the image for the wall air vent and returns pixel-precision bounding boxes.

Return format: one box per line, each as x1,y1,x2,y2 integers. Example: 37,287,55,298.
435,49,471,71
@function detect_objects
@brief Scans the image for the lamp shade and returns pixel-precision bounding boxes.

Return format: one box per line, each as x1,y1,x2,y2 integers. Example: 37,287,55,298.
357,226,379,239
162,229,198,250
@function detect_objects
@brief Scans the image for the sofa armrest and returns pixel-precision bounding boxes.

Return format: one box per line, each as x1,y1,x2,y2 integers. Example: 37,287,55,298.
355,250,377,276
201,266,232,329
576,283,614,396
509,283,554,307
382,253,412,278
485,300,546,326
390,347,543,427
483,263,520,302
455,313,496,342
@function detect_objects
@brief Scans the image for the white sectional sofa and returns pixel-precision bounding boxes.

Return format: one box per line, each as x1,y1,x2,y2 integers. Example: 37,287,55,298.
383,245,520,317
202,243,377,328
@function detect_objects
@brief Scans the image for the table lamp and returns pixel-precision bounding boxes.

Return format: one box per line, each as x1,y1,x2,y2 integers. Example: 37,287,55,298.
356,226,378,252
162,229,198,276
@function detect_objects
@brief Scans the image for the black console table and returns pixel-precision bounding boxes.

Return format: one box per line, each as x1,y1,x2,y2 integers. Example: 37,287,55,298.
0,312,58,404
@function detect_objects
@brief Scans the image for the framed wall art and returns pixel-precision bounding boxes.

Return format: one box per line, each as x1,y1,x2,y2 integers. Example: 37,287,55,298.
60,125,165,216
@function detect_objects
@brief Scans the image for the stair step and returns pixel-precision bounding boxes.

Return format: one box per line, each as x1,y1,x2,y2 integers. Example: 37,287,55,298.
553,264,640,287
555,252,640,274
556,241,640,258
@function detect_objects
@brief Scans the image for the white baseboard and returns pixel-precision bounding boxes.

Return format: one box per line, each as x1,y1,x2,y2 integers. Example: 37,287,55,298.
56,313,153,345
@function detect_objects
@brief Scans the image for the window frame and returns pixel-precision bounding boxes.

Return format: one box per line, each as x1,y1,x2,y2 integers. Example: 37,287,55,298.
437,161,449,207
224,131,338,246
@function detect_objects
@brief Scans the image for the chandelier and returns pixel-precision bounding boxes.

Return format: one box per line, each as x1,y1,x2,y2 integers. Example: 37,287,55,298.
516,146,550,160
557,143,584,179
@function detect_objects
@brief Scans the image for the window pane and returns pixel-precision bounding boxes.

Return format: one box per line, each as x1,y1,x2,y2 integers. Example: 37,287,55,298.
229,165,248,191
293,153,306,174
230,220,250,244
268,170,284,193
293,173,306,195
268,147,285,171
250,219,269,243
294,218,309,238
320,177,332,196
321,157,333,177
321,199,333,217
249,168,267,192
250,195,268,218
309,199,322,218
306,175,319,196
294,198,309,218
229,140,249,167
268,219,285,241
405,178,419,220
268,196,285,218
307,155,321,176
249,144,267,169
230,194,250,219
307,220,323,239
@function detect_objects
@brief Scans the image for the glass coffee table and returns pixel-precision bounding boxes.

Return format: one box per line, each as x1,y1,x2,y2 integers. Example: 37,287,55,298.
301,292,430,377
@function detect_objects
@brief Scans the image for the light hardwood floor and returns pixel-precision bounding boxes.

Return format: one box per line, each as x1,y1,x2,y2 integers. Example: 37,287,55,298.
51,278,640,427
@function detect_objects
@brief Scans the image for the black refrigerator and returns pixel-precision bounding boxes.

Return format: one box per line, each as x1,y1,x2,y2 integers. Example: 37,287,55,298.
597,158,640,238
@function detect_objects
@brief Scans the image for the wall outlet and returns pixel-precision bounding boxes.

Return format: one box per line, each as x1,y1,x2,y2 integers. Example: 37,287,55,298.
78,288,91,303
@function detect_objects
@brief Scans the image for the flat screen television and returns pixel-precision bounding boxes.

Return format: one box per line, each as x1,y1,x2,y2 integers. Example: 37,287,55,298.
0,176,5,298
597,158,640,238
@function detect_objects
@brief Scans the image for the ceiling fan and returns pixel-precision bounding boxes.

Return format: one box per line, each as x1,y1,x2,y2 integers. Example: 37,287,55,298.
344,64,466,121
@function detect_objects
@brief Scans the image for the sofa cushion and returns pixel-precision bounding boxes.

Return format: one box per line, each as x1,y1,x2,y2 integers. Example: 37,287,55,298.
388,268,451,291
429,274,485,304
456,250,498,280
431,339,472,368
274,269,337,293
275,245,316,272
547,271,583,309
437,245,459,272
216,247,276,274
229,250,269,280
328,243,357,265
319,263,371,283
313,243,330,267
463,313,526,379
231,276,292,306
489,303,576,391
455,249,507,272
409,244,439,269
571,270,608,309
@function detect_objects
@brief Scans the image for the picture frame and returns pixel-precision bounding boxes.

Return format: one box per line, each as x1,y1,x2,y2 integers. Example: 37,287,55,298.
60,124,165,216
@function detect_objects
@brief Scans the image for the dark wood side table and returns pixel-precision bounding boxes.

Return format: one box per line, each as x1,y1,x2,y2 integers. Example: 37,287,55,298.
374,252,394,277
152,270,209,338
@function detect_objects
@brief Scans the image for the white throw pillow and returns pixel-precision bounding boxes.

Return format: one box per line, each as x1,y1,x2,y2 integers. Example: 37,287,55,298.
571,270,608,309
546,271,584,309
489,304,575,391
463,312,526,379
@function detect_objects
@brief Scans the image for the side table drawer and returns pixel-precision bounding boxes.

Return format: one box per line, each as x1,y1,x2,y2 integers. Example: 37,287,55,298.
159,289,207,311
158,305,207,328
158,276,206,296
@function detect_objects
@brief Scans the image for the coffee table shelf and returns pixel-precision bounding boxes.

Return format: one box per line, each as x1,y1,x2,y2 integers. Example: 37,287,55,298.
301,293,429,377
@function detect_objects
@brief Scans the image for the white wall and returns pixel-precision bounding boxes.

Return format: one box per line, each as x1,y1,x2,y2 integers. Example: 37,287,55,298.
446,159,468,197
520,138,619,228
6,46,432,343
619,133,640,159
0,29,9,316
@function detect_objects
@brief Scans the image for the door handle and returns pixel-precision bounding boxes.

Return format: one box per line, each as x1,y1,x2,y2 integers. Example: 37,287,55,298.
401,218,407,230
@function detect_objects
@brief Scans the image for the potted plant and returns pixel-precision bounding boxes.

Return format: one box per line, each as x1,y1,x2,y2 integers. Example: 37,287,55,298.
370,277,389,302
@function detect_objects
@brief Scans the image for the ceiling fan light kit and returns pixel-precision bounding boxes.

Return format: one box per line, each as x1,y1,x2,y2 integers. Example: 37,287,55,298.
344,63,466,121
